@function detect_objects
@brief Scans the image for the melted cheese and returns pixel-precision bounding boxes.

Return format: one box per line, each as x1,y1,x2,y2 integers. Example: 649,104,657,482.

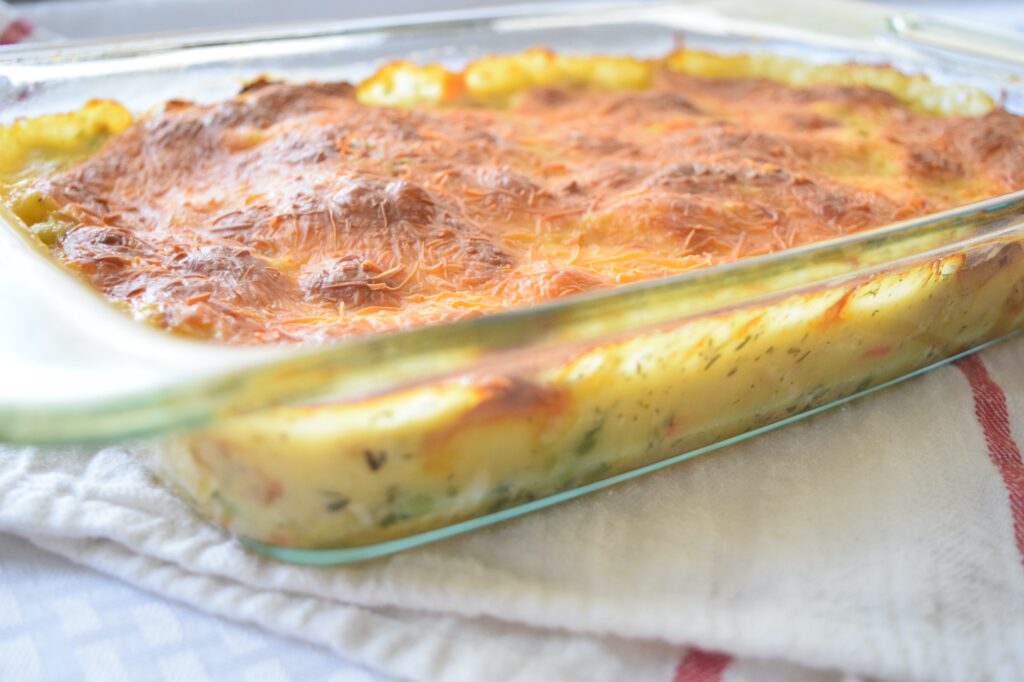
2,51,1019,346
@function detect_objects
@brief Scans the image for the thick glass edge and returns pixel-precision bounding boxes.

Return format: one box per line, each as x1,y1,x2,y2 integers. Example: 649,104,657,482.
0,1,637,59
242,336,1014,564
3,0,1020,71
3,0,1024,442
888,14,1024,68
1,0,1021,75
4,189,1024,444
0,0,884,63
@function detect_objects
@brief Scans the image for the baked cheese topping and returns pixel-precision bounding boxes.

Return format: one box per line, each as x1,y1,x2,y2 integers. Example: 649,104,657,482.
6,51,1023,344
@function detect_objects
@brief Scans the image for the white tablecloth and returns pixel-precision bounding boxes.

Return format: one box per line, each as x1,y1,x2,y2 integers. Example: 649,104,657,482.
0,534,385,681
3,2,1024,682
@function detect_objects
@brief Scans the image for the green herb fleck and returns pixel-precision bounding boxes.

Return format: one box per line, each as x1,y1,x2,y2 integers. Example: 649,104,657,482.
321,491,349,513
364,449,387,471
576,422,604,456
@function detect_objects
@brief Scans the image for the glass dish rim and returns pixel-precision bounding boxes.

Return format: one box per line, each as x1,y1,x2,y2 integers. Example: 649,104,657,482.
3,0,1024,444
5,187,1023,444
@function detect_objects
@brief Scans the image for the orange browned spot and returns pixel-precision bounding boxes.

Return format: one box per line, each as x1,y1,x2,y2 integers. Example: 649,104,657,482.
816,288,856,329
422,376,568,464
32,68,1024,344
735,314,764,339
258,478,284,506
861,345,892,359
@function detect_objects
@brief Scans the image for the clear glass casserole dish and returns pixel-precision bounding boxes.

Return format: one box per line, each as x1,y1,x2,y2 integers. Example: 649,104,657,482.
3,0,1024,563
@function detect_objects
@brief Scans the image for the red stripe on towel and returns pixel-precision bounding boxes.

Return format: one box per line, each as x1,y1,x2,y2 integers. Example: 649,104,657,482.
0,18,32,45
673,649,732,682
957,354,1024,562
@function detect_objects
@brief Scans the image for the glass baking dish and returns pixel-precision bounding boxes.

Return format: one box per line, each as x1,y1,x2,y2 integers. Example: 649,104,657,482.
3,0,1024,563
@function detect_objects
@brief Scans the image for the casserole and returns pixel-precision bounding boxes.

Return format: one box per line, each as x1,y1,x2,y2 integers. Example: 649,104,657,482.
2,0,1024,562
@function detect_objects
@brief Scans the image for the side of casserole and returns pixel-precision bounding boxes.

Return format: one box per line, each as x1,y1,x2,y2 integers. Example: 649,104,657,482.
4,50,1024,548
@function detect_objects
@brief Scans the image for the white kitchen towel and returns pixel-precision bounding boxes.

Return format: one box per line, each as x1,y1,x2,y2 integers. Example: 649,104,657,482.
2,335,1024,682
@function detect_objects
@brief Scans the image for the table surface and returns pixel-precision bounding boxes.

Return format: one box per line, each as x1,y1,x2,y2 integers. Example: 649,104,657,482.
2,2,1023,681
